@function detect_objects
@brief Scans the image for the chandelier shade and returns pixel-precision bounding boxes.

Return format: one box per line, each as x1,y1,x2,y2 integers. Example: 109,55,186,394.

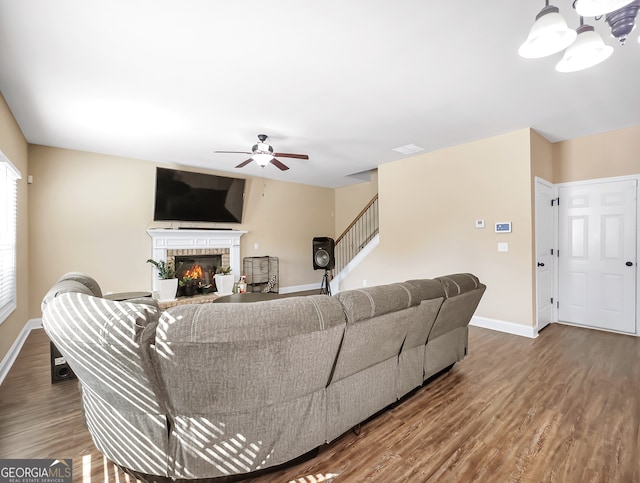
555,24,614,72
519,4,578,58
575,0,635,16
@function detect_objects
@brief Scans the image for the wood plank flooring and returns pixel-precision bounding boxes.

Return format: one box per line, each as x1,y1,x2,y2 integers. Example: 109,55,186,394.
1,324,639,482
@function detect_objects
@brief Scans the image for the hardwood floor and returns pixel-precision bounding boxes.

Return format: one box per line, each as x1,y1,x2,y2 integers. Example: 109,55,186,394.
1,324,639,482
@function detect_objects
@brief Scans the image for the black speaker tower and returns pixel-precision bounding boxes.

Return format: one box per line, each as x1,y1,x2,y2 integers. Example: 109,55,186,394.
313,237,335,295
312,237,335,270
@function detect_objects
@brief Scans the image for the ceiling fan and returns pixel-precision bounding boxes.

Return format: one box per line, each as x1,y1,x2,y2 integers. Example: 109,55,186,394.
214,134,309,171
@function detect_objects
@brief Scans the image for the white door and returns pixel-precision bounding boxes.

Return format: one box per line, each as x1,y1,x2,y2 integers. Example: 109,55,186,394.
558,179,637,334
535,178,555,331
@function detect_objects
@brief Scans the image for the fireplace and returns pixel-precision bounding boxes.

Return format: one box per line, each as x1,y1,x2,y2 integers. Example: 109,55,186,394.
147,229,247,298
169,249,229,296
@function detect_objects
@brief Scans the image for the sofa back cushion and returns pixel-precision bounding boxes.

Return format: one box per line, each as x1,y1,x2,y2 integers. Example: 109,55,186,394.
400,279,446,348
336,283,420,323
154,294,346,414
429,273,487,340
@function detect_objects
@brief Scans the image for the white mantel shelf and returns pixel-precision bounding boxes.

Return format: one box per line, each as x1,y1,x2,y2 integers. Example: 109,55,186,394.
147,229,247,288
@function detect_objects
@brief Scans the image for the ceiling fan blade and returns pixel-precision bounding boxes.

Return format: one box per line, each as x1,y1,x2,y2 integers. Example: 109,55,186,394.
215,150,252,155
270,158,290,171
273,152,309,159
235,158,253,168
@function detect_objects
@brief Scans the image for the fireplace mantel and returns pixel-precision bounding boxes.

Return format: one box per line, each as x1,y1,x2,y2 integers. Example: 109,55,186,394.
147,229,247,290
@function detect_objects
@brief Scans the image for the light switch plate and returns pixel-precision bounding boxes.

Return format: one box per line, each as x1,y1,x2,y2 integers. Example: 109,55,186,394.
495,222,512,233
498,242,509,252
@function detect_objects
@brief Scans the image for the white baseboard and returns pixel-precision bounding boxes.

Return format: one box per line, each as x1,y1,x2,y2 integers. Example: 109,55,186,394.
279,283,320,294
0,318,43,386
470,315,538,339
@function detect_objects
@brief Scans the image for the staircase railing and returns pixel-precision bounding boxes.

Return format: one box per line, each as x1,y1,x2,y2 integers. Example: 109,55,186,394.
334,194,379,273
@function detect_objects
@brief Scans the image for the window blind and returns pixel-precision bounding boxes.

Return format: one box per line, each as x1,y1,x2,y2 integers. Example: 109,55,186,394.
0,151,21,324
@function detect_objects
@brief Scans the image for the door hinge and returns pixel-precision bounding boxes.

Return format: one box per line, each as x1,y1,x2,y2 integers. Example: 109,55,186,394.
551,297,554,304
551,248,554,255
551,197,560,206
557,301,560,309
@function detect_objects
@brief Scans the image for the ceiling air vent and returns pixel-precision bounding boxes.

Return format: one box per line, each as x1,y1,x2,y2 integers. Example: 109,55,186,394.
392,143,424,155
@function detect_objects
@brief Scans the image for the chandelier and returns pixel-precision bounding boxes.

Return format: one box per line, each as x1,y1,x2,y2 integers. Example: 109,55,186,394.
519,0,639,72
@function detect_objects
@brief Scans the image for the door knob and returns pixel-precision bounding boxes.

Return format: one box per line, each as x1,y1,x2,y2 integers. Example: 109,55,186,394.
537,262,545,267
626,261,634,267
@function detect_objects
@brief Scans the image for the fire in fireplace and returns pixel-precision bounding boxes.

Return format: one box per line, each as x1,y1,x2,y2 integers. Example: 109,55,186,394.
175,255,222,296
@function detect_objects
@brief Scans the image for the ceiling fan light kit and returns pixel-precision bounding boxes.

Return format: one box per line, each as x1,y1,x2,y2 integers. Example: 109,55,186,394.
252,152,274,167
520,0,639,72
251,137,275,166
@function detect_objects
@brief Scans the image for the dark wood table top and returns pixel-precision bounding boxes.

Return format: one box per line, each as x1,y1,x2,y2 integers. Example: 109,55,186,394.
104,291,152,301
212,292,283,303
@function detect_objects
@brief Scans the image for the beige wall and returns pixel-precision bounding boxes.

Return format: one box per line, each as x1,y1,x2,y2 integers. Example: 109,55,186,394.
0,93,29,363
334,169,378,236
338,129,536,327
553,125,640,183
27,146,334,318
530,129,554,183
239,176,335,289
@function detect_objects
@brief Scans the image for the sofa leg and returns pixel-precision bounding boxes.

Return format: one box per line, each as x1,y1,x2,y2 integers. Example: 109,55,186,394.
352,423,362,436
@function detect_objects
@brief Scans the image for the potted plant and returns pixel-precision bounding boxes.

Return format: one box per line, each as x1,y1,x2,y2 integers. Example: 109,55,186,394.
146,258,178,301
214,266,234,295
179,275,198,297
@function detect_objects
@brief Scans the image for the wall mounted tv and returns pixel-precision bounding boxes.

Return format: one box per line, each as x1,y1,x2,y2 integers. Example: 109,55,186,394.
153,167,245,223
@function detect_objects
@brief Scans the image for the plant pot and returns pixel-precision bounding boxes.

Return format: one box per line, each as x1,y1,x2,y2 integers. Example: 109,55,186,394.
157,278,178,301
183,284,198,297
214,274,234,295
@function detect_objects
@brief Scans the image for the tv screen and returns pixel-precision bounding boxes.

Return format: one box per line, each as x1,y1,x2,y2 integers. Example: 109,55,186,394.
153,167,245,223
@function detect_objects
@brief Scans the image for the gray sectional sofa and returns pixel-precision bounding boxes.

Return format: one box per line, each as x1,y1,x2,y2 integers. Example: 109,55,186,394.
41,272,485,480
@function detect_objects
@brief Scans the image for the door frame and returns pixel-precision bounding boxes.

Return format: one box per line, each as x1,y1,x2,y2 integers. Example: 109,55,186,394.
555,174,639,336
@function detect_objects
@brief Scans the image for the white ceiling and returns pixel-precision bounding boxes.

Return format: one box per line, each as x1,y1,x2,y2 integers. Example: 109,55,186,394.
0,1,639,188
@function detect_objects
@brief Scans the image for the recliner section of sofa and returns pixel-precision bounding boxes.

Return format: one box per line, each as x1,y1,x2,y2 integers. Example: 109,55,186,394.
41,272,171,477
41,272,485,480
396,279,446,396
424,273,486,379
327,283,421,442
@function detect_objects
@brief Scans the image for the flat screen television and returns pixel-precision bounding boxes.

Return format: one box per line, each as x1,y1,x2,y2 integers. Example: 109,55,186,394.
153,167,245,223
